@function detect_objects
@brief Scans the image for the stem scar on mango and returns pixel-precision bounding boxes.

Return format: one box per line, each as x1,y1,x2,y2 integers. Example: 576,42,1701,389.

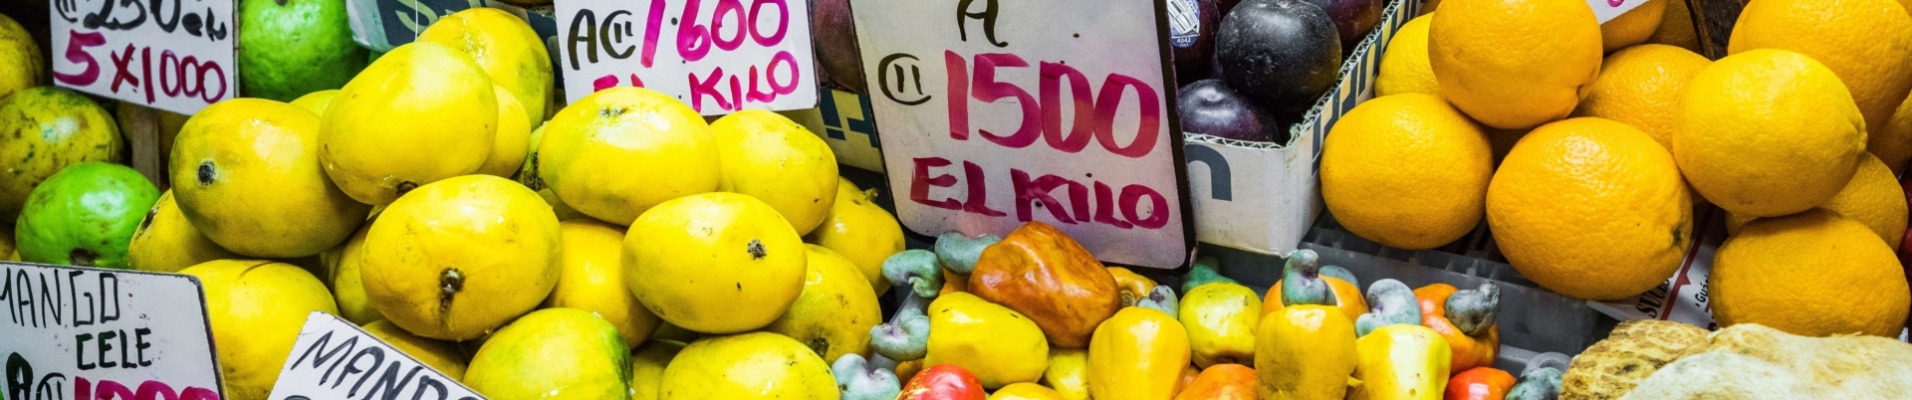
440,268,465,313
196,161,215,185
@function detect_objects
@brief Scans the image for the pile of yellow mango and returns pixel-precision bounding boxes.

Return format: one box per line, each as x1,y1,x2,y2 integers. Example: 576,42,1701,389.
857,221,1555,400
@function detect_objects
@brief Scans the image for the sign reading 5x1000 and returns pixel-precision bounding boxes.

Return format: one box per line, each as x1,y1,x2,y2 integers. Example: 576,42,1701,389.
49,0,236,115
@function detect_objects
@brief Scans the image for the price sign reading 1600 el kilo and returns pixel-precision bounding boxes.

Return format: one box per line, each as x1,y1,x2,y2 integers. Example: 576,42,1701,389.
849,0,1195,269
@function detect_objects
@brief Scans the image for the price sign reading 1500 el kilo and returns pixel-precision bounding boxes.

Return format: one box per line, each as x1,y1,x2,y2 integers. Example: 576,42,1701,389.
848,0,1195,269
49,0,236,115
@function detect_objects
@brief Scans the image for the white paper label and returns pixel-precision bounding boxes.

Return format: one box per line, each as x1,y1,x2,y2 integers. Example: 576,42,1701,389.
0,263,224,399
49,0,237,114
850,0,1194,268
1590,0,1650,24
553,0,820,116
267,313,484,400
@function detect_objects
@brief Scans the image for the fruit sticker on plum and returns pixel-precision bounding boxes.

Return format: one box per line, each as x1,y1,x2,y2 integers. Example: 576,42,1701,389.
48,0,235,114
1167,0,1203,48
267,313,483,400
0,262,224,400
554,0,821,116
848,0,1196,269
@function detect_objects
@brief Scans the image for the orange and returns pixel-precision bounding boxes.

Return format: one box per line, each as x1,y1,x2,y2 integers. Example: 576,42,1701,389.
1321,94,1493,250
1712,209,1910,337
1377,14,1438,97
1876,93,1912,174
1729,0,1912,134
1728,154,1908,249
1429,0,1603,129
1574,44,1711,150
1487,118,1692,300
1602,0,1666,53
1673,49,1867,217
1648,0,1702,53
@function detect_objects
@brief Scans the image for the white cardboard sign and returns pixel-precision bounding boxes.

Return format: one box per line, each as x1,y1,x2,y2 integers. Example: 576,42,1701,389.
554,0,819,116
267,313,484,400
48,0,237,115
0,262,224,399
850,0,1194,268
1589,0,1649,24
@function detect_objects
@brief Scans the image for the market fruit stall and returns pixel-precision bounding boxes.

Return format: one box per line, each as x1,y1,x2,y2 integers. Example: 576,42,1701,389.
1,0,1910,399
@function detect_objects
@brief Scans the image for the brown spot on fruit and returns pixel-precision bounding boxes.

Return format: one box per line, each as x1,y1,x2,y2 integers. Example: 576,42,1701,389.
809,338,829,355
747,239,766,259
69,249,98,266
136,207,157,236
196,161,215,186
397,181,419,195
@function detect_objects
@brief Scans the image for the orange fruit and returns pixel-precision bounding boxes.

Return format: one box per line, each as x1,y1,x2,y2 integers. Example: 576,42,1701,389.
1574,44,1710,150
1321,94,1493,250
1674,49,1867,217
1429,0,1603,129
1487,118,1692,300
1602,0,1666,53
1876,92,1912,174
1729,0,1912,134
1712,209,1910,337
1377,14,1439,97
1727,154,1908,249
1648,0,1702,53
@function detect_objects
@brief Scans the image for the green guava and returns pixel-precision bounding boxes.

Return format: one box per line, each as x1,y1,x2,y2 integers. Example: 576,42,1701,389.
15,162,161,268
238,0,370,102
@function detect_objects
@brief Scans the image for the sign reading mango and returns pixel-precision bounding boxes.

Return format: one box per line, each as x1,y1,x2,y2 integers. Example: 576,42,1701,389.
268,313,482,400
0,263,223,400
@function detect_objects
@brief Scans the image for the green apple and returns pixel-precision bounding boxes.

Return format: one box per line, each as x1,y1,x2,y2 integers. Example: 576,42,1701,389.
238,0,369,102
16,162,160,268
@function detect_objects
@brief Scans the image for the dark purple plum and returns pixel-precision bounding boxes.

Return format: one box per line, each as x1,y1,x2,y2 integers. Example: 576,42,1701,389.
1177,79,1281,143
1301,0,1382,54
1168,0,1222,85
813,0,866,93
1216,0,1341,115
1218,0,1245,16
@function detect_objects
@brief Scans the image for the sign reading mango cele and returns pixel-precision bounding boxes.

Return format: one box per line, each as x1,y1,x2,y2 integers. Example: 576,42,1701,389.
554,0,820,115
0,262,224,400
848,0,1195,269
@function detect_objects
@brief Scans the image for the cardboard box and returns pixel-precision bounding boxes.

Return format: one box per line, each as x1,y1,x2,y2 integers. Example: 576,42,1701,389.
1184,0,1423,257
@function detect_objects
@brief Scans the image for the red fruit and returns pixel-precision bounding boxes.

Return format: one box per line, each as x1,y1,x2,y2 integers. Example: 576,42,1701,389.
897,365,987,400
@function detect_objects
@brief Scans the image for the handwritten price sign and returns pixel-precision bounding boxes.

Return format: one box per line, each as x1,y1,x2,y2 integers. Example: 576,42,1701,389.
49,0,236,115
850,0,1194,269
268,313,483,400
554,0,819,115
0,263,224,400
